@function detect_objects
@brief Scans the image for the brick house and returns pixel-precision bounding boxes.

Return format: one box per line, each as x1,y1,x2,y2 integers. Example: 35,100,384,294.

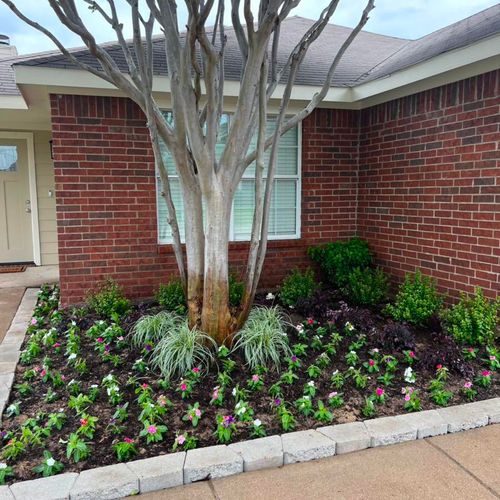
0,6,498,306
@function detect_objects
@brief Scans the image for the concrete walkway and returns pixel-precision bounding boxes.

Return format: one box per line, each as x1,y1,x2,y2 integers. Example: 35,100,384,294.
0,287,25,343
137,425,500,500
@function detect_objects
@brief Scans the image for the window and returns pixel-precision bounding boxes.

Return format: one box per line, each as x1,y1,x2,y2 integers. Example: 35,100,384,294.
156,115,300,243
0,146,18,172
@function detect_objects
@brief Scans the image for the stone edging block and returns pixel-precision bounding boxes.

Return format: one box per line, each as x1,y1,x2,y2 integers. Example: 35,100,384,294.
0,289,499,499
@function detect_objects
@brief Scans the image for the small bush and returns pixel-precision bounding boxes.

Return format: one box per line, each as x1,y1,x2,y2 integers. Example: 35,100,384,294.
280,268,318,307
229,274,245,308
87,279,131,319
385,270,443,326
373,321,416,351
151,319,216,379
346,267,388,306
233,306,291,370
441,288,499,346
156,280,186,314
132,311,183,348
308,238,372,288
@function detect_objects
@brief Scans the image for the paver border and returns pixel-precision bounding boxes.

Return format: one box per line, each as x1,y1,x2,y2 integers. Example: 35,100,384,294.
0,288,499,499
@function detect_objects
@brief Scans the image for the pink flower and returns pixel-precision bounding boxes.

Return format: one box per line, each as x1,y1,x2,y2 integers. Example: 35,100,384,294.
369,359,375,367
97,337,104,343
252,374,260,382
141,383,149,389
180,383,187,392
188,415,193,421
176,434,186,445
53,342,61,348
463,381,473,389
328,392,338,398
124,437,134,444
468,347,475,352
147,425,157,434
436,364,443,370
195,408,202,417
482,370,491,377
307,318,314,325
404,394,411,402
489,356,496,361
375,387,384,397
409,351,415,358
157,395,167,406
30,318,37,325
212,388,219,400
40,369,46,377
80,418,88,426
192,367,200,373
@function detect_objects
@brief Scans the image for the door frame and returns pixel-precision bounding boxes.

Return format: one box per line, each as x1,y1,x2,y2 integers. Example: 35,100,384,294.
0,131,41,265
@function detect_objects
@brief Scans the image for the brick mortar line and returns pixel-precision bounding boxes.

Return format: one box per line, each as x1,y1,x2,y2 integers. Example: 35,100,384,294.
425,439,500,499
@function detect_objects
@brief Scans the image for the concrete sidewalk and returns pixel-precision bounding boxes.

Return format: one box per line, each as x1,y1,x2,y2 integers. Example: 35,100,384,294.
137,425,500,500
0,287,25,343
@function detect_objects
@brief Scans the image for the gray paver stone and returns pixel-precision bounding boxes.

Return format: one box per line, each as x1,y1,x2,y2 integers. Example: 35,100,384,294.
0,486,13,499
464,398,500,424
317,421,370,454
229,435,283,471
10,473,78,500
281,429,336,465
396,410,448,439
437,404,489,433
184,445,243,483
0,346,20,364
365,416,417,447
126,452,185,493
69,464,139,499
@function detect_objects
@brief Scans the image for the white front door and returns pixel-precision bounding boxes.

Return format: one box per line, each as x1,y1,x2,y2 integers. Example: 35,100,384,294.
0,138,34,263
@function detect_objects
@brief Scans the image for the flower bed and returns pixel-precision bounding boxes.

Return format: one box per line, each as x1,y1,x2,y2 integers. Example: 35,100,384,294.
0,284,498,484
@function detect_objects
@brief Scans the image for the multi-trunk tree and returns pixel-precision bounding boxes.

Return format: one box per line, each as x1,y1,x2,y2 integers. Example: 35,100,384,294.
3,0,374,344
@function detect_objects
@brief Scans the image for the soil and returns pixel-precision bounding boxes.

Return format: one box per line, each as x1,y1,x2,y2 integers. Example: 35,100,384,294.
1,292,498,483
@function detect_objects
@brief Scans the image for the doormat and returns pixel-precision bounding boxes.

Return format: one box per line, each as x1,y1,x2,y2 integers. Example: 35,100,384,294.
0,264,27,273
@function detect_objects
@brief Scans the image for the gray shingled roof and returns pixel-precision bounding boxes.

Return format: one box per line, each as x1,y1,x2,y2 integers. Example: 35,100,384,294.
2,5,500,96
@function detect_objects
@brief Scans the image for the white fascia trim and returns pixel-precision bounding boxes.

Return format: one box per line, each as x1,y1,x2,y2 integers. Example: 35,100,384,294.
13,34,500,109
0,95,28,109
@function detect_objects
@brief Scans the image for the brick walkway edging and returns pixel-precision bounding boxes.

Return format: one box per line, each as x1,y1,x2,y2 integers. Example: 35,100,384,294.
0,289,499,499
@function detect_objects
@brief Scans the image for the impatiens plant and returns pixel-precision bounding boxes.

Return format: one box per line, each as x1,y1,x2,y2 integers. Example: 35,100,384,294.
363,359,379,373
403,350,417,365
176,379,193,399
140,421,168,444
361,397,377,418
33,451,64,477
484,347,499,371
183,403,203,427
328,391,344,408
172,432,197,452
0,463,14,485
306,364,322,379
46,411,67,431
1,438,25,460
350,368,368,389
215,415,236,444
303,381,316,397
66,433,90,463
5,402,20,418
314,400,334,423
462,347,478,360
247,374,264,391
295,395,313,417
210,386,225,407
345,351,359,367
404,367,416,384
235,400,254,422
377,371,394,387
402,387,421,412
373,387,386,404
461,381,477,401
113,438,137,462
250,419,266,438
276,404,296,432
77,414,98,439
280,370,298,385
476,370,492,388
330,370,344,389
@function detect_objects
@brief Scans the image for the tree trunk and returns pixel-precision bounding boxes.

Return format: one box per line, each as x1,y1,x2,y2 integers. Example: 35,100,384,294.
200,186,234,345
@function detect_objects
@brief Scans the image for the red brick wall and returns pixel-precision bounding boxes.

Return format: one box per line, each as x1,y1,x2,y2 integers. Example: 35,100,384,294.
358,70,500,299
50,95,359,305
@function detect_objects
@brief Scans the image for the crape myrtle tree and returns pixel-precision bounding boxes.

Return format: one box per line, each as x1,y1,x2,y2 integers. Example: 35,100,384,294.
3,0,374,344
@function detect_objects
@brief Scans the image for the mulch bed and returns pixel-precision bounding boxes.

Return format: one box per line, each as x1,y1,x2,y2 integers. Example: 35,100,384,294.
1,286,498,483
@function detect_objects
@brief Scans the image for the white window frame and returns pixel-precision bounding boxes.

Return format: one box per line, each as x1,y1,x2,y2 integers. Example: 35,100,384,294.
156,117,302,244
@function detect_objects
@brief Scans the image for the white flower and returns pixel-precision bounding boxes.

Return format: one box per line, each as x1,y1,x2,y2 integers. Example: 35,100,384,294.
103,374,114,383
253,419,262,427
46,457,56,467
289,305,294,309
266,292,275,300
307,381,315,387
90,384,98,389
350,350,356,355
68,379,76,385
0,463,7,470
332,370,339,376
232,387,237,396
68,353,77,360
404,367,416,384
345,322,354,332
296,324,304,333
372,348,379,353
303,395,310,400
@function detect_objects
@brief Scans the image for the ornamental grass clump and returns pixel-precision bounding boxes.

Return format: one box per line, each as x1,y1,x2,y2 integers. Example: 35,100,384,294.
233,306,291,371
385,270,443,326
441,287,499,347
150,319,216,379
131,311,183,349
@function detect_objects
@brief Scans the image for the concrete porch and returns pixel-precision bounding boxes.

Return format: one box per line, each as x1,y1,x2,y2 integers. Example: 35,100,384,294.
0,264,59,289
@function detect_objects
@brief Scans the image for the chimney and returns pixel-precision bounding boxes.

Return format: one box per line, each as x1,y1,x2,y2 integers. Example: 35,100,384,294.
0,35,18,58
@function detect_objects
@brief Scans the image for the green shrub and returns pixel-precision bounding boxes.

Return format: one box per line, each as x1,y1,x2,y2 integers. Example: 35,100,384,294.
346,267,388,306
308,238,372,288
280,268,318,307
132,311,183,348
385,270,443,325
441,288,499,346
87,279,131,319
151,319,216,379
156,280,186,314
228,274,245,307
233,306,291,370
